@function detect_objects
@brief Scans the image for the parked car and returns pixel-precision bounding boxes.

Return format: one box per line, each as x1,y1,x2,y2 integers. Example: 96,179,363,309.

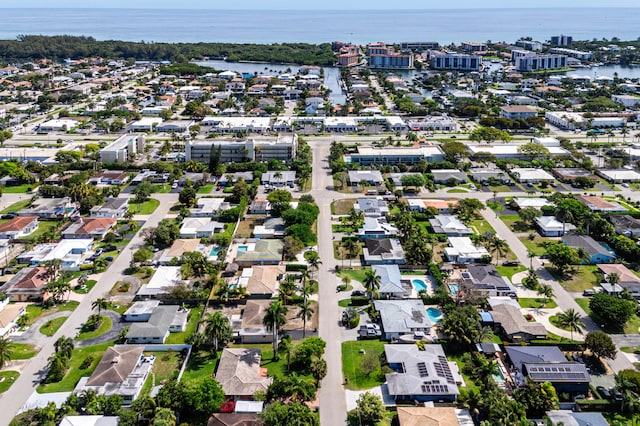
502,261,520,266
351,290,365,297
103,245,117,252
104,256,114,262
358,324,382,339
612,388,623,401
596,386,611,399
583,289,595,297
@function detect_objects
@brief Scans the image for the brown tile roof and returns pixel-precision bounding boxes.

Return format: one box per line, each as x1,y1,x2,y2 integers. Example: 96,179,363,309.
397,407,460,426
215,348,273,397
246,265,284,295
13,267,51,290
422,199,459,210
598,264,640,284
207,414,262,426
0,303,26,328
166,239,201,258
86,346,145,387
64,217,116,236
576,196,619,210
0,216,37,233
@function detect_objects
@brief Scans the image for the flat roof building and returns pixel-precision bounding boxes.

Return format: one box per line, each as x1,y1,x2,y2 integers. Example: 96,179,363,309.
100,134,146,163
185,135,297,163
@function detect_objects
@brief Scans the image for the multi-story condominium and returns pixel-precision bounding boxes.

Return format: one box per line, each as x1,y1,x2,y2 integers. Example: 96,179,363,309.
512,50,568,72
550,48,593,61
99,134,146,163
185,135,297,164
515,39,543,51
366,42,389,56
461,41,487,53
400,41,440,51
338,53,359,67
430,52,482,71
550,35,572,46
369,53,413,69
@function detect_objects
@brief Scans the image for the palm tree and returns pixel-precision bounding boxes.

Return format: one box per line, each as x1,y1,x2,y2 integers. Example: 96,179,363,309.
527,250,536,269
91,298,108,316
278,274,297,305
606,272,621,288
555,204,575,236
488,236,508,265
263,301,288,360
54,336,74,360
342,239,359,269
0,336,14,369
363,269,381,302
576,247,589,271
277,334,293,372
536,283,554,306
306,253,322,279
203,311,232,355
297,301,314,339
310,358,327,387
556,308,585,341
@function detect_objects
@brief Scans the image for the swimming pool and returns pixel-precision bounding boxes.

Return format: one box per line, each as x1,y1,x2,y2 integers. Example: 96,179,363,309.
426,307,443,323
412,279,428,292
448,283,460,295
210,247,221,256
237,245,248,253
492,369,506,383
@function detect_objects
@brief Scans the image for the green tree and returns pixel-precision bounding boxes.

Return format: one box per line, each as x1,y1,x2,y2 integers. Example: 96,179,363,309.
536,283,554,305
91,297,108,316
585,330,617,360
203,311,233,354
348,392,386,426
518,207,541,228
0,336,14,369
555,308,585,341
297,301,314,339
545,242,579,275
441,140,468,162
261,402,318,426
469,126,511,143
277,334,294,372
132,247,152,263
54,336,74,360
152,407,176,426
440,305,482,347
267,189,293,217
310,358,327,387
363,269,381,302
590,292,636,330
263,301,288,360
178,184,197,207
518,142,551,161
513,380,559,417
400,174,426,188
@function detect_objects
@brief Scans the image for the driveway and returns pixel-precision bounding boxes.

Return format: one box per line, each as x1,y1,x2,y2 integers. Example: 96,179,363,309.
76,310,127,347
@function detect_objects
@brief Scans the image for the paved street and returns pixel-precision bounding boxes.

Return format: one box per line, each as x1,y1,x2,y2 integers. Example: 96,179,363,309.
1,193,177,425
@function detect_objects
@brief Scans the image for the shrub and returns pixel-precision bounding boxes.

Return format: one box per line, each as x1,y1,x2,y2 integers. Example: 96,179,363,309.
348,312,360,329
80,355,94,370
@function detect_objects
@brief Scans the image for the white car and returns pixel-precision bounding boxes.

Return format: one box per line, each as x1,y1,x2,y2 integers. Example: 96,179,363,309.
171,182,178,189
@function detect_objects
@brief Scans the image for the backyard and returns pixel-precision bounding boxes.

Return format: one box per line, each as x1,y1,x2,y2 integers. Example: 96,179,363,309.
165,306,203,344
342,340,386,390
549,265,600,293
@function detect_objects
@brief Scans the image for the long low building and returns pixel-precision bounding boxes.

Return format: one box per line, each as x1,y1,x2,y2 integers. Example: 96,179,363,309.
467,144,569,159
346,146,445,165
185,134,297,163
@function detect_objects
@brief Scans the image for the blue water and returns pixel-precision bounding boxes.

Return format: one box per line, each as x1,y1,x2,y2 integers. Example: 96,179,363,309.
237,246,248,253
412,279,428,292
1,8,638,44
448,283,460,295
492,369,506,383
210,247,221,256
426,307,443,323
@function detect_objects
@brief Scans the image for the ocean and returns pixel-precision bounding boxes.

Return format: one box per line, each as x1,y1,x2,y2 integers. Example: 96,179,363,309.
0,8,638,45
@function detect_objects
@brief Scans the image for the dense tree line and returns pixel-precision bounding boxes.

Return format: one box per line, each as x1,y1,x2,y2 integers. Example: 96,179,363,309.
0,35,336,65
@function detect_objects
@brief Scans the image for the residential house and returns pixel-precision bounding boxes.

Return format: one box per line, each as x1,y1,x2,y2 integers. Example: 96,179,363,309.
0,216,38,239
373,299,431,340
189,198,231,217
235,265,285,298
18,197,77,219
504,346,590,393
261,171,296,188
388,173,424,188
0,266,52,302
253,217,286,239
576,196,626,213
444,237,490,263
89,171,130,185
126,306,187,343
431,169,468,185
234,240,284,267
230,299,273,344
551,168,597,183
546,410,608,426
18,239,94,271
609,215,640,237
207,414,262,426
512,197,552,210
90,198,129,219
536,216,576,237
77,345,152,403
385,344,460,402
429,215,472,236
354,197,389,217
215,348,273,400
348,170,384,186
598,264,640,298
158,238,203,265
511,168,554,183
562,234,616,264
373,264,410,299
248,199,271,215
499,105,537,119
454,264,517,297
180,218,224,238
407,199,459,214
59,416,119,426
136,266,185,299
123,300,161,322
62,217,117,240
0,299,26,337
396,407,474,426
487,300,547,342
357,217,399,240
362,238,405,265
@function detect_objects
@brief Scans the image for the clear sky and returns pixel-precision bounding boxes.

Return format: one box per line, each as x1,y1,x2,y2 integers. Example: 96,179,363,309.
3,0,639,8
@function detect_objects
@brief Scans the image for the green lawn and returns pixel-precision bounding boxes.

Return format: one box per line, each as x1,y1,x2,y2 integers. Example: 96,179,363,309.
519,235,550,256
130,198,160,215
165,306,203,344
76,316,112,341
0,371,19,393
575,298,591,313
147,351,181,382
447,189,469,193
342,340,386,390
486,201,504,211
445,351,479,392
1,199,31,214
549,314,581,332
24,301,79,325
22,221,61,242
470,219,495,236
74,279,97,294
338,269,368,284
488,185,511,193
39,317,68,336
332,224,356,233
495,264,526,280
151,184,172,194
38,342,113,393
518,298,558,309
550,265,600,293
2,184,33,193
197,184,214,194
9,343,38,359
575,296,640,334
182,350,220,382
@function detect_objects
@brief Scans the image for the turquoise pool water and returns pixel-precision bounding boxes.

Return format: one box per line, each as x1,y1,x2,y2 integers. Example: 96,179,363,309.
412,279,427,292
210,247,221,256
448,283,460,295
492,369,506,383
426,307,443,323
237,246,248,253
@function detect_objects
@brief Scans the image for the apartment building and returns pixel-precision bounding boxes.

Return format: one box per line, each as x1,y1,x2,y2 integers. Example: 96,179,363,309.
430,52,482,71
550,35,572,46
185,135,297,163
512,50,568,72
400,41,439,51
99,134,146,163
549,48,593,61
366,43,414,69
461,41,487,53
515,39,543,51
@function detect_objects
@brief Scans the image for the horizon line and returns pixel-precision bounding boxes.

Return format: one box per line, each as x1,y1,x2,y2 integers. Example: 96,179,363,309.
1,6,639,9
